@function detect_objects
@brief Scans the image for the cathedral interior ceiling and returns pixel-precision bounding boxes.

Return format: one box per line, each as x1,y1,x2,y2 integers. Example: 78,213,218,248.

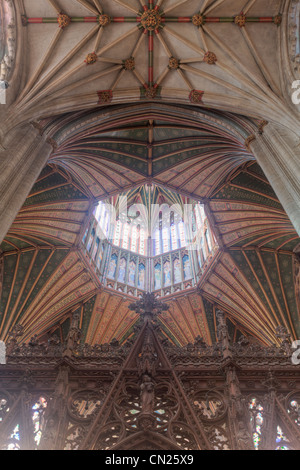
0,115,299,348
6,0,295,131
0,0,299,351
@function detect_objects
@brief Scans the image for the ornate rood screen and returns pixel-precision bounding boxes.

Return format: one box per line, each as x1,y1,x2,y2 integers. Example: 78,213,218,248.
1,294,300,451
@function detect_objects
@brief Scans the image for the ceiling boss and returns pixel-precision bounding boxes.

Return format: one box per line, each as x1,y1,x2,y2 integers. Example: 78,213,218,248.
140,8,162,32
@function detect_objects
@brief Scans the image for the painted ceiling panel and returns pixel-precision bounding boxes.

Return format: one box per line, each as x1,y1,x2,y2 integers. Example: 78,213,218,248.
228,249,299,339
209,162,297,248
1,122,299,348
17,251,97,343
0,248,70,339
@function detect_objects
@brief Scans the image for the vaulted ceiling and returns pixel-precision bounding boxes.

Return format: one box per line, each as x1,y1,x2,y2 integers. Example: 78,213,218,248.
0,0,299,350
48,108,254,200
7,0,297,131
0,109,299,347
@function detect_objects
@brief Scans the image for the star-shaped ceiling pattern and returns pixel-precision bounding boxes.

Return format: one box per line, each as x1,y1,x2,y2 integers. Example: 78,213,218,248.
12,0,294,130
0,154,299,348
49,115,254,200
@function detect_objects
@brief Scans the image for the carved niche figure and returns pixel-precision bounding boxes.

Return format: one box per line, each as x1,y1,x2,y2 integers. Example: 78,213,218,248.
235,335,250,350
64,313,81,357
47,334,61,348
236,420,254,451
128,260,136,286
6,324,24,355
194,336,207,349
140,374,155,414
226,367,241,399
39,414,58,451
216,310,232,358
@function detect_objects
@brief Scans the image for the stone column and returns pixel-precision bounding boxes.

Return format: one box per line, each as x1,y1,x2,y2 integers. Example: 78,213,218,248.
250,123,300,236
0,123,52,243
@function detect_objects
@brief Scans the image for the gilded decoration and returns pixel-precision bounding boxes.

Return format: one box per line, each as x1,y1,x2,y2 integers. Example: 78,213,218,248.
168,57,180,69
57,13,71,29
98,14,111,27
234,14,246,28
144,86,159,98
97,90,113,104
274,14,282,26
85,52,98,65
140,9,162,31
21,15,28,26
123,57,135,71
192,14,205,27
189,89,204,103
203,51,217,65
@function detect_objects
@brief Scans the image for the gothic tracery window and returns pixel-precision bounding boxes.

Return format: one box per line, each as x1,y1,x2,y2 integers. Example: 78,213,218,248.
84,188,217,296
0,394,9,423
6,424,21,450
249,397,264,450
276,425,291,450
287,394,300,428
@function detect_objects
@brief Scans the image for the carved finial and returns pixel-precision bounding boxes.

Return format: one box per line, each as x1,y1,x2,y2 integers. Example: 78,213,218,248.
128,292,169,323
137,329,158,377
216,310,232,359
6,324,24,355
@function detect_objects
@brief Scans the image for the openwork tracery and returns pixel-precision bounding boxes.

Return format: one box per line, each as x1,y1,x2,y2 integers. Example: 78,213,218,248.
1,308,300,451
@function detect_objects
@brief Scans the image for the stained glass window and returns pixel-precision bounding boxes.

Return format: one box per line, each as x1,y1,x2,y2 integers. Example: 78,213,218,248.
139,228,146,256
130,225,138,253
171,224,178,250
276,425,290,450
162,227,170,253
88,188,218,293
113,220,121,247
0,396,8,422
87,228,95,252
249,397,264,450
178,222,186,248
154,262,162,290
154,229,160,256
122,223,129,250
93,193,216,258
7,424,20,450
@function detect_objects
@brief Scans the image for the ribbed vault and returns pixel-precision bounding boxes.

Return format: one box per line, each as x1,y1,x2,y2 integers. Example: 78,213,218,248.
45,103,256,200
0,103,299,348
4,0,299,137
